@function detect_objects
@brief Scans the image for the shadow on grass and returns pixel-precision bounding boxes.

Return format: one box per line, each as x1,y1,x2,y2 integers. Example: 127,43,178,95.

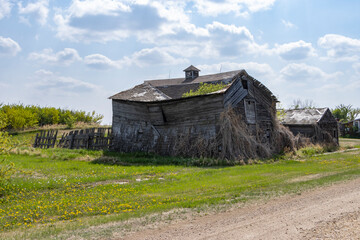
90,151,234,168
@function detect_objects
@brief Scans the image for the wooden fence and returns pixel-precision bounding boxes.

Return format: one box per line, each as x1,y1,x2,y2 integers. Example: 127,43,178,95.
33,130,58,148
33,128,112,150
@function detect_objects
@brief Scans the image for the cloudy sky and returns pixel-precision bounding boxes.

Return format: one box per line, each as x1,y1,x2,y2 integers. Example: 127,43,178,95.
1,0,359,124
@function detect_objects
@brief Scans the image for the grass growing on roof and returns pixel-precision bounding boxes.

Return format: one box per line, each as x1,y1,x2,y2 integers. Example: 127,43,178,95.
182,82,228,98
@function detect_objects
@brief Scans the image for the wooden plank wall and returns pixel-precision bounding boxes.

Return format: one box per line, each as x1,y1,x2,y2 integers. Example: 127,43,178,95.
112,75,280,156
112,95,224,155
223,77,248,107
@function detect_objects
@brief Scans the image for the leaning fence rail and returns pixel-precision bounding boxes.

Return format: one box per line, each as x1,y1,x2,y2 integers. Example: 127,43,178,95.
33,130,58,148
33,128,112,150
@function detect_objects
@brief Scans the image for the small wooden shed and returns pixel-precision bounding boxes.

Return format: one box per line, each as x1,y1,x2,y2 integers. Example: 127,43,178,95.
281,108,339,145
109,66,281,158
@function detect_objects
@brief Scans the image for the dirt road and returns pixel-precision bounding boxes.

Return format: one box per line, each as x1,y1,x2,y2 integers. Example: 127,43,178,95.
123,178,360,240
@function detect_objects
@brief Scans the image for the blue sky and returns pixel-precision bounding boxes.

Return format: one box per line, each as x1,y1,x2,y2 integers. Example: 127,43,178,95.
0,0,359,124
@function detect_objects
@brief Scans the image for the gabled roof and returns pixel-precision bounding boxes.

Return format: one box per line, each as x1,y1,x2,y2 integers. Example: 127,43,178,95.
109,69,277,103
144,70,241,87
110,70,241,102
183,65,200,72
282,108,329,125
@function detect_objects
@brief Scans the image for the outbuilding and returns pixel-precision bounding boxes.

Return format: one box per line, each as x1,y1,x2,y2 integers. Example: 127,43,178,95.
109,66,291,159
281,108,339,145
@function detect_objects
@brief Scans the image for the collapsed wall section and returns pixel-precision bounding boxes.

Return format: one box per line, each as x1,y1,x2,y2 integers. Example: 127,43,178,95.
111,94,224,155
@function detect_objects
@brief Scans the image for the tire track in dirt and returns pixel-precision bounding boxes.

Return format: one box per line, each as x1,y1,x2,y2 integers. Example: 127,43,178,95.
122,178,360,240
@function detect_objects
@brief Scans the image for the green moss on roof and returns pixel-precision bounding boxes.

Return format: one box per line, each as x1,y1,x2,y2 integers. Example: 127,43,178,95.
182,82,228,98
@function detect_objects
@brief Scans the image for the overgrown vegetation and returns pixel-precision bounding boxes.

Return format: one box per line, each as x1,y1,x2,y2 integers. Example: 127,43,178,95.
0,133,359,239
182,82,228,98
0,111,14,197
0,103,103,131
173,108,299,162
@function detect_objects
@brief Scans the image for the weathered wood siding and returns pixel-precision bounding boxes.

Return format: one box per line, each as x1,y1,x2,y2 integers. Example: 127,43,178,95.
285,124,315,138
229,76,277,145
112,73,279,156
318,109,339,144
223,77,247,107
284,109,339,145
112,94,224,155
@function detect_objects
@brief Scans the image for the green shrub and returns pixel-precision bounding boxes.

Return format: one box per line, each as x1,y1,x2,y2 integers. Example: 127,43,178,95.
0,111,14,197
0,103,104,130
65,114,76,129
298,145,324,156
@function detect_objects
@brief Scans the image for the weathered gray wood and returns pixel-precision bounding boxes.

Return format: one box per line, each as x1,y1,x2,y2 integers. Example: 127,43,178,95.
33,130,57,148
111,72,280,157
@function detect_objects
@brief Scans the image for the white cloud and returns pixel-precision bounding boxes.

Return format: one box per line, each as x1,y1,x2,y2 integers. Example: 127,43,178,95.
353,63,360,74
84,54,122,69
204,22,268,57
0,0,12,20
198,61,274,77
0,82,9,88
32,69,98,95
0,36,21,56
318,34,360,61
18,0,49,26
84,48,187,70
54,0,172,42
281,19,296,29
206,21,254,41
145,21,268,60
274,40,316,60
130,47,188,67
67,0,131,18
280,63,342,82
193,0,276,17
53,0,227,43
28,48,81,65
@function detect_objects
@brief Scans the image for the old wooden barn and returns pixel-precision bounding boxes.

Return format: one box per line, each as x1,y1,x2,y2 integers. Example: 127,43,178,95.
110,65,288,159
281,108,339,145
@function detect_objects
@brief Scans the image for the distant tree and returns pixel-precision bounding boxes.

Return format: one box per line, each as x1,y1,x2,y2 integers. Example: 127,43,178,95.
276,102,286,121
332,104,360,122
291,99,316,109
0,110,11,154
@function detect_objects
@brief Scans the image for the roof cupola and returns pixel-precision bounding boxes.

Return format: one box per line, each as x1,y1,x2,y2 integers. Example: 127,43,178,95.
183,65,200,81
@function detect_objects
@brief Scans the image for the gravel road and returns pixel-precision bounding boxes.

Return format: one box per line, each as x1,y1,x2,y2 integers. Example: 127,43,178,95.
123,178,360,240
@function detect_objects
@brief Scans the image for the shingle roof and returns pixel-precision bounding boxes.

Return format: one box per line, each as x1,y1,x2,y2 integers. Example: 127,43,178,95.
109,69,277,103
145,70,241,86
282,108,328,125
109,83,171,102
156,83,200,99
110,70,241,101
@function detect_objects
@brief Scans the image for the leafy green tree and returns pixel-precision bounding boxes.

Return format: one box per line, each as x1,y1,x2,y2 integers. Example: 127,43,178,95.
0,111,11,154
0,103,103,130
291,99,316,109
0,110,14,197
332,104,360,122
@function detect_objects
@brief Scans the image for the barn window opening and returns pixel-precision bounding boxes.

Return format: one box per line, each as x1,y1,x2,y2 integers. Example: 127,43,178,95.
161,108,167,123
244,100,256,124
242,80,248,89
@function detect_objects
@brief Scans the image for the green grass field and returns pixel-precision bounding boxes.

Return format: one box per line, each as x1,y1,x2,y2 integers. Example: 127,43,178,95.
0,134,359,239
